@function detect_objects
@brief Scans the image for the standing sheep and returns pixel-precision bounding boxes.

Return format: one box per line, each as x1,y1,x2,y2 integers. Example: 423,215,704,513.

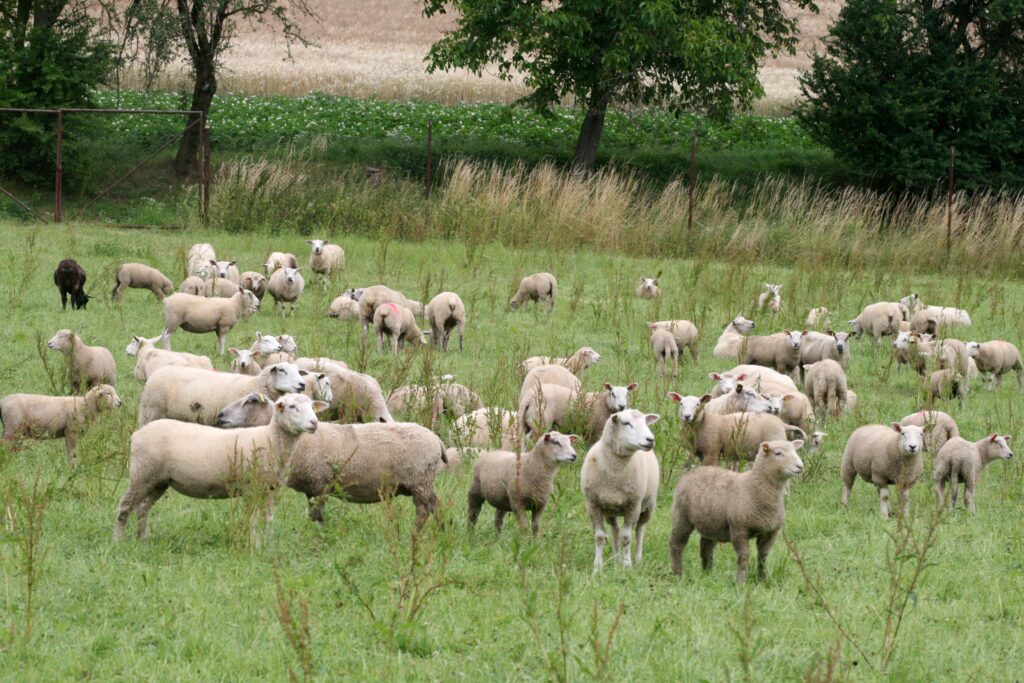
802,359,848,418
374,303,426,353
239,271,267,300
900,410,959,453
900,293,971,327
326,367,394,423
160,288,260,354
263,251,298,275
635,277,661,299
650,328,680,377
647,320,699,362
306,239,345,287
47,329,116,392
426,291,466,351
1,384,121,464
54,258,90,310
357,285,409,340
669,439,804,584
111,263,174,301
209,259,240,284
451,408,518,450
929,368,966,405
806,307,831,329
841,423,926,518
186,243,216,278
934,434,1013,512
509,272,557,311
741,330,807,380
799,331,851,373
966,340,1023,389
126,334,213,382
757,283,782,313
849,302,904,343
712,316,756,360
268,267,305,317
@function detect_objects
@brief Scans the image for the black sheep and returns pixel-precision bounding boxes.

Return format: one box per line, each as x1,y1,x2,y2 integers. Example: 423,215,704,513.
54,258,90,310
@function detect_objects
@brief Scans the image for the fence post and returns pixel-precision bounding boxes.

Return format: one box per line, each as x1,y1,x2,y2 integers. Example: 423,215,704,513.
55,110,63,223
946,144,955,257
425,118,433,201
687,130,696,238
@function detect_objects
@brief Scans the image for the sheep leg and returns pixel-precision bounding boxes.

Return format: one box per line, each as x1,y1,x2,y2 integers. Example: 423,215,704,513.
113,486,146,540
60,289,68,310
877,486,891,519
160,326,174,351
458,323,464,352
633,509,650,565
699,536,715,571
669,520,693,575
730,529,751,585
63,431,78,466
1014,367,1022,389
216,328,227,355
134,485,168,539
934,479,946,511
672,355,679,378
413,490,438,532
392,336,400,355
619,508,641,568
949,471,960,509
964,483,975,513
467,483,484,529
376,330,384,353
755,531,778,581
586,502,607,573
898,485,912,519
530,506,545,538
493,510,507,534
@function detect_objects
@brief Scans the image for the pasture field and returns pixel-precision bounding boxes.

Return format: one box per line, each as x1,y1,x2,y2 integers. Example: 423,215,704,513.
0,222,1022,680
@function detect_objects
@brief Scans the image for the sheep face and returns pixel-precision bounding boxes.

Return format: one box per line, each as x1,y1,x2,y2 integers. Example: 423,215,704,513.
732,316,755,334
243,273,266,291
892,331,912,350
125,335,159,357
640,278,659,293
276,335,298,355
209,259,236,279
984,434,1013,461
344,287,364,301
307,239,327,255
830,331,851,354
282,267,301,285
848,319,863,336
965,342,981,358
254,333,283,355
216,392,272,428
899,293,920,310
755,440,804,480
230,348,257,371
607,409,658,454
268,363,307,394
710,372,746,396
784,330,808,350
272,394,325,434
601,383,637,413
890,423,925,456
87,384,122,410
302,371,334,403
736,385,773,414
763,393,783,416
241,290,260,315
763,283,782,296
809,431,827,451
539,432,579,463
668,393,707,423
47,329,75,352
580,347,602,367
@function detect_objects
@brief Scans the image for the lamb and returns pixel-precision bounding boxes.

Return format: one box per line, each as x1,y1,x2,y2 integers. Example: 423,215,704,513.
519,347,602,377
47,329,116,392
160,288,260,354
521,365,582,402
239,271,267,300
186,243,216,278
111,263,174,301
647,320,699,362
799,331,852,372
669,393,805,466
286,421,447,528
450,408,518,450
1,384,121,464
114,393,324,540
741,330,807,380
325,367,394,423
929,368,966,405
373,302,426,353
519,382,576,437
802,359,848,418
580,409,660,571
841,423,926,518
209,259,240,284
306,239,345,286
670,438,804,583
508,272,557,311
900,293,971,327
263,251,297,274
468,432,579,536
267,267,305,317
328,294,360,320
757,283,782,313
426,291,466,351
205,277,242,297
357,285,409,339
229,348,261,375
900,410,959,453
636,277,661,299
806,307,831,329
650,328,680,377
849,302,904,342
126,334,213,382
581,383,637,444
762,391,816,432
934,434,1013,512
54,258,90,310
712,315,756,360
138,362,307,426
966,340,1023,389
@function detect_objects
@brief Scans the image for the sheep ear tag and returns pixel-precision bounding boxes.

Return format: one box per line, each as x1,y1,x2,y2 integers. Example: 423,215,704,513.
276,402,285,413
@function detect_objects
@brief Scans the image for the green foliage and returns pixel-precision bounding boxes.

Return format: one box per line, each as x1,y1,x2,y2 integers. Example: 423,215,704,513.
799,0,1024,191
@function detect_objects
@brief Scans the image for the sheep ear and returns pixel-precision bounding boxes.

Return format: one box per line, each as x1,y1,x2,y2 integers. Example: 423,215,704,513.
709,372,721,381
783,394,794,401
760,442,771,454
298,370,309,376
734,384,743,394
228,261,236,266
1004,435,1012,442
700,394,712,404
208,259,216,266
737,374,747,381
626,383,638,391
667,392,682,403
644,414,659,426
802,364,811,370
603,382,613,391
229,348,239,356
648,322,656,329
276,401,285,413
611,414,620,424
543,433,554,443
890,422,903,432
312,401,329,412
827,330,835,337
791,439,804,450
306,240,313,244
801,330,808,336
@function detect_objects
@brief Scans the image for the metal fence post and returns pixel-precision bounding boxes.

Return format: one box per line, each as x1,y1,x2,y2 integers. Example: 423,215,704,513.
55,110,63,223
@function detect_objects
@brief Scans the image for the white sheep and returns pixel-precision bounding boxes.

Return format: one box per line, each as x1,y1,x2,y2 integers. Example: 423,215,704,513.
328,294,360,320
160,288,260,354
209,259,240,284
306,239,345,287
709,366,798,398
900,293,971,327
635,277,661,299
741,330,807,380
111,263,174,301
580,409,660,571
186,243,216,278
761,391,816,433
239,271,267,300
519,347,602,377
799,331,851,372
178,275,210,297
509,272,557,311
247,332,284,366
229,348,261,375
374,303,426,353
1,384,121,464
849,302,906,342
263,251,298,275
757,283,782,313
899,410,958,453
47,329,116,392
712,315,756,360
126,334,213,382
929,368,966,405
650,328,679,377
966,340,1023,389
325,367,394,423
841,423,926,518
267,267,305,317
215,374,332,426
805,307,831,329
357,285,409,340
934,434,1013,512
450,408,518,451
426,291,466,351
802,359,848,418
704,384,774,416
647,320,699,362
114,393,324,540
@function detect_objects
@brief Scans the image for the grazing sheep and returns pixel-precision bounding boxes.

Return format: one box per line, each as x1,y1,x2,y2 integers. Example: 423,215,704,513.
849,302,904,342
114,394,324,540
373,302,426,353
742,330,807,380
138,362,307,426
325,367,394,423
1,384,121,464
126,334,213,382
670,439,804,584
509,272,557,311
967,340,1023,389
426,291,466,351
712,315,756,360
519,382,576,437
112,263,174,301
806,307,831,329
263,251,297,275
650,328,680,377
47,329,116,392
328,294,361,320
669,393,805,466
357,285,409,339
229,348,261,375
841,423,926,518
267,267,305,317
900,293,971,327
802,359,848,418
306,239,345,286
468,431,578,536
757,283,782,313
160,288,260,354
929,368,966,405
186,243,216,278
647,320,699,362
808,431,827,452
636,277,661,299
436,380,484,417
722,365,799,392
54,258,90,310
520,347,602,377
451,408,518,450
209,259,240,284
799,331,851,372
580,410,660,571
900,410,959,453
934,435,1013,512
294,357,348,375
286,421,447,528
239,271,267,300
934,338,973,375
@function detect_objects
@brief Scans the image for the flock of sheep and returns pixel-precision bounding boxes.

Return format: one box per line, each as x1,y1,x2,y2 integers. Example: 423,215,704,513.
2,246,1020,584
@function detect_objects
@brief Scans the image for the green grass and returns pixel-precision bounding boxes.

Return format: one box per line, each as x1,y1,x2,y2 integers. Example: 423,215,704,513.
0,222,1022,680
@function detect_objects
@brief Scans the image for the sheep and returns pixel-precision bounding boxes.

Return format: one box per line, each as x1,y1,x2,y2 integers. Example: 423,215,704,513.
1,384,121,464
267,267,305,317
178,275,210,297
891,331,933,376
929,368,966,405
757,283,782,313
581,383,637,444
54,258,90,310
934,434,1013,512
808,431,827,452
325,367,394,423
114,393,324,540
521,365,582,403
186,243,216,278
209,259,240,284
710,366,798,398
426,291,466,351
247,332,284,366
799,331,851,373
509,272,557,310
357,285,409,340
849,302,904,342
406,299,425,319
450,408,518,450
374,303,426,353
636,277,661,299
580,409,660,571
741,330,807,380
704,384,774,416
933,338,972,376
900,293,971,327
294,357,348,375
436,380,484,417
900,410,959,453
386,385,443,428
263,251,297,275
669,393,805,466
712,315,756,360
306,239,345,286
160,288,260,354
966,340,1023,389
840,423,926,518
239,271,267,300
520,382,636,443
806,307,831,329
216,374,333,427
126,334,213,382
519,347,602,377
47,329,116,392
229,348,261,376
647,320,699,362
468,431,579,536
328,294,360,320
286,421,447,528
111,263,174,301
670,438,804,584
519,382,576,437
846,389,858,413
909,308,940,336
762,391,817,432
650,328,679,377
138,362,307,426
802,359,848,418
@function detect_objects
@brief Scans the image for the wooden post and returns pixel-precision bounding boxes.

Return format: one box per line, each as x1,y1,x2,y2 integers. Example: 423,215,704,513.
946,145,955,257
425,118,433,201
687,130,696,237
55,110,63,223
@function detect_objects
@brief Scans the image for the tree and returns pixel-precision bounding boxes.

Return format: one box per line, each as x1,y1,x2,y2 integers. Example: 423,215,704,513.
422,0,813,170
800,0,1024,190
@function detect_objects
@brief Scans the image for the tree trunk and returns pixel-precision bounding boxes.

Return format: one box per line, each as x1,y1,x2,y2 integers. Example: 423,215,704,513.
572,94,610,171
174,63,216,177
